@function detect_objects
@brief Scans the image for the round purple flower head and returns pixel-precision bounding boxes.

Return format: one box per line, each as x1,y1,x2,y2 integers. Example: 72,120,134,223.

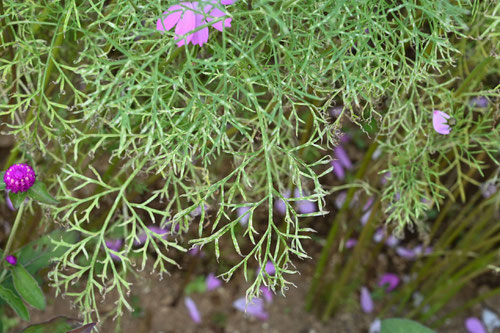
5,255,17,266
4,164,36,193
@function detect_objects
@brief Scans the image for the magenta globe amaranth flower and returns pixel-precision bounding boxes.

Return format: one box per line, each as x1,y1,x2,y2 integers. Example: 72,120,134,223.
5,255,17,266
4,164,36,193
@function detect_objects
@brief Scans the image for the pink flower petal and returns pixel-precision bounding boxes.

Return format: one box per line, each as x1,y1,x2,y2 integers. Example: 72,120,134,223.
175,4,196,47
207,8,231,31
157,5,183,32
432,110,451,135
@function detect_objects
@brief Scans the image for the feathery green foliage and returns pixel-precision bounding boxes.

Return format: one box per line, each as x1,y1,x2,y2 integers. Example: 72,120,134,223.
1,0,498,322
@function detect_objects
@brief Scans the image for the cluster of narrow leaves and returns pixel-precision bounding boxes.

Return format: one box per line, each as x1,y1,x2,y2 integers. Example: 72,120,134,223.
0,0,498,322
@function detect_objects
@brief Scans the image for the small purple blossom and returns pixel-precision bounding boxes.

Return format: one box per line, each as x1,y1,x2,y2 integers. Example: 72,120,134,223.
432,110,452,135
105,239,123,261
5,255,17,266
360,286,374,313
3,164,36,193
206,273,222,291
465,317,486,333
378,273,400,292
233,297,268,320
237,206,251,226
260,286,273,303
469,96,489,108
156,0,234,47
184,296,202,324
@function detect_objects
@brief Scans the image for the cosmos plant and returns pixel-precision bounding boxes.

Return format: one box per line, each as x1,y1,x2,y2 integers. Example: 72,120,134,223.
0,0,498,324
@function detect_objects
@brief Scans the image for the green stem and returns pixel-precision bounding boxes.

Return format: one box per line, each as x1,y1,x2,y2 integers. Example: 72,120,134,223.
0,201,25,282
305,140,379,311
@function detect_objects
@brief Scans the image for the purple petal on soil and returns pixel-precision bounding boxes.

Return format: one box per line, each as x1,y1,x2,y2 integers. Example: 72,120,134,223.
329,106,343,118
380,172,391,185
378,273,400,292
297,200,317,214
185,296,202,324
206,273,222,291
331,160,345,180
369,318,381,333
345,238,357,249
264,261,276,275
469,96,489,108
396,246,417,260
188,245,205,257
335,191,347,209
360,286,374,313
334,146,353,169
293,188,317,214
237,206,251,226
465,317,486,333
260,286,273,303
274,190,291,216
191,204,209,217
373,229,384,243
105,239,123,261
363,197,375,211
385,235,400,248
360,209,372,225
233,297,268,320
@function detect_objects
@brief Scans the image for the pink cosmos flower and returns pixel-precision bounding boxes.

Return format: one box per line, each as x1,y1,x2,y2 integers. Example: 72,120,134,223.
3,164,36,193
432,110,452,135
156,0,234,47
